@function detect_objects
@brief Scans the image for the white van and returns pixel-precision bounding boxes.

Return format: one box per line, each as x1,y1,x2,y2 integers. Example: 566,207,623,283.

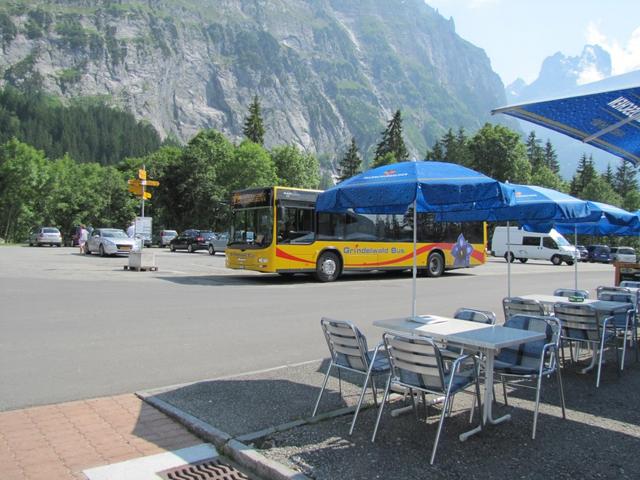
491,226,577,265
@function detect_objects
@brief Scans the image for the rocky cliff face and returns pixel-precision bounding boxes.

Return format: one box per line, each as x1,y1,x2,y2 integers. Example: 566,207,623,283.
0,0,506,161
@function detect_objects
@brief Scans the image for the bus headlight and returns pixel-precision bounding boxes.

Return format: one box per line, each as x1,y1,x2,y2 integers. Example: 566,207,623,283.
258,257,268,263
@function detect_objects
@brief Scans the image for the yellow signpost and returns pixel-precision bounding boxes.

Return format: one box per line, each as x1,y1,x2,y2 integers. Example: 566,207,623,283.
128,166,159,233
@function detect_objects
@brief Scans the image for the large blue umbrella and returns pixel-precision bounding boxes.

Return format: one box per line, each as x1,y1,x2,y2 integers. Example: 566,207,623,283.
524,202,639,289
438,184,603,297
492,86,640,166
317,161,516,318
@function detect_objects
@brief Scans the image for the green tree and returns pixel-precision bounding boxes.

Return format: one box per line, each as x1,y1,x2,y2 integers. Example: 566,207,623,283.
468,123,531,183
530,165,566,191
622,189,640,212
543,139,559,173
426,139,444,161
373,109,408,167
0,138,49,241
614,160,638,198
243,95,265,145
580,176,622,205
337,137,362,182
271,145,320,188
162,130,232,230
525,131,545,169
569,154,597,196
602,163,615,188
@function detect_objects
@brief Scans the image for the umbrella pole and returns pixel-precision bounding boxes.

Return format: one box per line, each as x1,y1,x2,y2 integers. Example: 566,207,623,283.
574,225,578,290
507,221,511,297
412,198,417,319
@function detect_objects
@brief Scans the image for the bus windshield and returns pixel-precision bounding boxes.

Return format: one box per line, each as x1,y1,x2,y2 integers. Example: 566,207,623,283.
230,207,273,248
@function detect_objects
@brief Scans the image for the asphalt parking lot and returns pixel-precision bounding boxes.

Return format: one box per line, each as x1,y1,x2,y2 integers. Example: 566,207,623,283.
0,245,615,410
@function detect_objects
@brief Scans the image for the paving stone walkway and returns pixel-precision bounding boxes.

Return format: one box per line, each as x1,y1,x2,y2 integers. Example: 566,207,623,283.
0,394,202,480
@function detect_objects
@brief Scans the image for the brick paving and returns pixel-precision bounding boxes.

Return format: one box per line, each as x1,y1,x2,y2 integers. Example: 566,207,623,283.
0,394,203,480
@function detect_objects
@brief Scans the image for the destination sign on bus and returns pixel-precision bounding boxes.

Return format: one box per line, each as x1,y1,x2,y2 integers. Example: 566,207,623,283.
231,188,272,208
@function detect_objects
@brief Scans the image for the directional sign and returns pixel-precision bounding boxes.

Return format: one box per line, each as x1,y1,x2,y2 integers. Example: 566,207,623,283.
144,180,160,187
128,184,143,195
138,169,147,180
142,191,151,200
128,179,142,186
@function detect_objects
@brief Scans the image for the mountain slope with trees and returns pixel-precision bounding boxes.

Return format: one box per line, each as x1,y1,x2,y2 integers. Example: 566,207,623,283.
0,0,507,163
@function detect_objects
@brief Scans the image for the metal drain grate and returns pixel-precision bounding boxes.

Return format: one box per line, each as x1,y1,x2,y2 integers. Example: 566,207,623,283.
157,458,252,480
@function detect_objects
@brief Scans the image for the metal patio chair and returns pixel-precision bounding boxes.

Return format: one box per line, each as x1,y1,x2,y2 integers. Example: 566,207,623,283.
494,314,566,439
554,288,589,299
313,318,390,435
371,333,482,465
503,297,545,320
553,303,620,387
596,290,637,365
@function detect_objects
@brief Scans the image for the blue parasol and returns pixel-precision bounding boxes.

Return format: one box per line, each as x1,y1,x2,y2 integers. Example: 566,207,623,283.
316,161,516,318
493,86,640,166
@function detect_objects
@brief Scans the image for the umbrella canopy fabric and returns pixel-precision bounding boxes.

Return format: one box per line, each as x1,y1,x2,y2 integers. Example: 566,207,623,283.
493,86,640,166
316,161,515,215
436,184,600,223
523,202,639,235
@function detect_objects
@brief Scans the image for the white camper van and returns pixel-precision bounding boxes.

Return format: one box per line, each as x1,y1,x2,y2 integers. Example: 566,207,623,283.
491,226,577,265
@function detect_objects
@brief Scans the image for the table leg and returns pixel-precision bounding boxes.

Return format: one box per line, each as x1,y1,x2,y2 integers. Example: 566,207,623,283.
459,349,511,442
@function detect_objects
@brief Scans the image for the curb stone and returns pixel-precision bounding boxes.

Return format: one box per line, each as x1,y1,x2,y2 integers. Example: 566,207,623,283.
137,392,310,480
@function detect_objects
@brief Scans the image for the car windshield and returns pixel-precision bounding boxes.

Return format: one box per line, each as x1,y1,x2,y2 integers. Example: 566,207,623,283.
42,228,59,234
102,229,128,239
164,230,177,235
554,236,570,246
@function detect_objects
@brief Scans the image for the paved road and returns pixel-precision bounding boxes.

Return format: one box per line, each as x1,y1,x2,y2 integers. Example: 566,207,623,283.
0,245,615,411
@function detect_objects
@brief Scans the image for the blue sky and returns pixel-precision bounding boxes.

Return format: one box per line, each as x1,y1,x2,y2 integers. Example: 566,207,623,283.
426,0,640,86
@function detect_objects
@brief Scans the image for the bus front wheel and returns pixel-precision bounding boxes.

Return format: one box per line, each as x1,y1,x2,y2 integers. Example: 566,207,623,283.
315,252,341,282
426,251,445,278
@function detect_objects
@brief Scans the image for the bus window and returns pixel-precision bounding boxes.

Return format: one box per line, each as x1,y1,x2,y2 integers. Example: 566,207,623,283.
277,207,315,244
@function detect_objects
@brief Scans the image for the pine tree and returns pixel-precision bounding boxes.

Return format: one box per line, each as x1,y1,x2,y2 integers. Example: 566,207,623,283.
570,153,597,197
373,109,408,167
525,131,544,169
603,163,615,188
337,137,362,182
243,95,265,145
614,159,638,198
426,140,444,160
543,139,559,173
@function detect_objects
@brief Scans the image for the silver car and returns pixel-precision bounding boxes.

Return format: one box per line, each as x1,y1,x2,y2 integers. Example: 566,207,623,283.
610,246,637,264
208,232,228,255
85,228,137,256
29,227,62,247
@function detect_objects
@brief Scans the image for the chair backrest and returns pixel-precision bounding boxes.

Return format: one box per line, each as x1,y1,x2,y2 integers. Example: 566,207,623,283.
496,315,560,371
503,297,545,320
320,318,369,372
554,288,589,299
553,303,600,342
382,332,446,392
596,286,631,298
453,308,496,325
597,290,636,304
620,280,640,288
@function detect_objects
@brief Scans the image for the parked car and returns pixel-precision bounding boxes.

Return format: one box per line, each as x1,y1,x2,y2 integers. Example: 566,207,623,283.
85,228,137,256
576,245,589,262
169,229,214,253
208,232,229,255
154,229,178,248
29,227,62,247
586,244,611,263
610,246,637,264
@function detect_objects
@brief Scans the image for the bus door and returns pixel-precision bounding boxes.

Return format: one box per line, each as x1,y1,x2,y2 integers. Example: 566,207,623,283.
275,201,316,270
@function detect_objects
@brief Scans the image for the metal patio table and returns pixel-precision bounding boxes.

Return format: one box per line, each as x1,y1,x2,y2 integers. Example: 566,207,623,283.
373,316,545,441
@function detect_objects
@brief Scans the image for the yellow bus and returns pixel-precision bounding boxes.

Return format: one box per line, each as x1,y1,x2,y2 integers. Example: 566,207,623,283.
225,186,487,282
